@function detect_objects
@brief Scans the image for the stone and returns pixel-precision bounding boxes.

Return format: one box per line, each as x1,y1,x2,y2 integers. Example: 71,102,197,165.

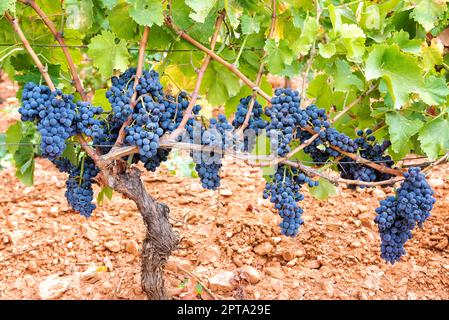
270,278,283,293
220,189,233,196
240,265,260,284
281,249,296,261
81,224,98,241
165,257,192,273
356,204,368,213
208,271,235,292
278,291,290,300
38,276,70,300
434,237,448,250
264,267,284,279
125,240,139,256
253,242,274,256
198,245,221,264
306,260,322,269
80,266,100,283
358,213,373,228
104,257,113,272
372,189,386,199
104,240,121,253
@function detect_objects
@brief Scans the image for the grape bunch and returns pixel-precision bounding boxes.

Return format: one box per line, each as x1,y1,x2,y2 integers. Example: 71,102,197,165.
106,68,135,123
338,129,394,187
188,115,233,190
19,82,77,159
374,167,435,263
52,157,99,217
75,102,104,139
232,96,267,152
265,88,301,156
263,165,318,236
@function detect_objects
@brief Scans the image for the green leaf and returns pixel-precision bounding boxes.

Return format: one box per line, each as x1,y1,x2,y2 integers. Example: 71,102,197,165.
318,42,336,59
338,24,366,63
386,112,423,155
125,0,164,26
97,186,114,205
421,39,444,71
333,59,363,92
100,0,118,9
61,143,78,166
87,30,130,78
309,178,337,201
264,39,294,75
408,0,448,31
65,0,94,32
365,44,422,109
5,122,22,155
241,14,260,35
294,16,319,55
418,75,449,106
13,142,35,186
390,30,422,54
202,62,240,105
0,0,15,14
185,0,218,23
307,74,333,110
92,89,111,111
418,117,449,160
108,3,138,39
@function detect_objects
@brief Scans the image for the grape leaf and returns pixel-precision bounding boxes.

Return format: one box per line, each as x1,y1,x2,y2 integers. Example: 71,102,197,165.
318,42,336,58
417,75,449,106
0,0,15,14
92,89,111,111
307,74,333,110
365,44,422,109
386,112,423,156
421,39,444,71
333,59,363,92
108,3,138,39
293,16,319,55
407,0,448,31
100,0,118,9
5,121,22,155
13,142,35,187
125,0,164,26
390,30,422,54
241,15,260,35
202,62,240,105
264,39,294,75
185,0,218,23
87,31,130,78
309,178,337,201
418,117,449,160
65,0,94,32
98,186,114,204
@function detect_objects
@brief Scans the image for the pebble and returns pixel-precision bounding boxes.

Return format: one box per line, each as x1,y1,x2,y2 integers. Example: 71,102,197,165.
208,271,235,292
253,242,274,256
125,240,139,256
38,276,70,300
240,265,260,284
104,240,121,253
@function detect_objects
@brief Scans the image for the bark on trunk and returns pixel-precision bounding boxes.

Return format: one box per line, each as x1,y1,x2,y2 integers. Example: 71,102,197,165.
107,166,179,299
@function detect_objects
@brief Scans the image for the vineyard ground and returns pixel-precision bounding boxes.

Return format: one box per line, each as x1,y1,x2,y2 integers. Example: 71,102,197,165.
0,75,449,300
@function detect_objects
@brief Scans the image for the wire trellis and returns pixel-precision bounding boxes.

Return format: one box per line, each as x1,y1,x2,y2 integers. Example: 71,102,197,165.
0,42,264,53
0,141,438,165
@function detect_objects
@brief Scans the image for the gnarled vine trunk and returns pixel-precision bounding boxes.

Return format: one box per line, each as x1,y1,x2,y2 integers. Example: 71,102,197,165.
107,166,179,299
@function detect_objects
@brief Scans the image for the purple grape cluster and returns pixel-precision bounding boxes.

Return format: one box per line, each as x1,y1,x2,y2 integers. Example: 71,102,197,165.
374,167,435,263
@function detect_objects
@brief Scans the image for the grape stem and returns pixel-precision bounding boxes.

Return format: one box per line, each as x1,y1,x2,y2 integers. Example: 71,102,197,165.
236,0,277,135
17,0,88,101
114,26,150,147
168,10,226,141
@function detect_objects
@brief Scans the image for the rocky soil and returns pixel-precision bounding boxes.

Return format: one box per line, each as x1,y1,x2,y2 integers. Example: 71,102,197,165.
1,73,448,300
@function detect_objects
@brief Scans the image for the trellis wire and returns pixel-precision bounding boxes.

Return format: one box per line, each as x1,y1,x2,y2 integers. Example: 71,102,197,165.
0,43,264,53
0,142,437,165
